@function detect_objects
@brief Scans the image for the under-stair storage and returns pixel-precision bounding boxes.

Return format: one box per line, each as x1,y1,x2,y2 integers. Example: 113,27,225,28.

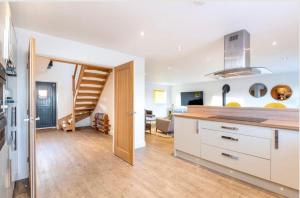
92,113,110,134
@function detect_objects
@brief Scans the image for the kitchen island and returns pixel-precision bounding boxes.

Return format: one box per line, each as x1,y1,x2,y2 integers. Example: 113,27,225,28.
174,106,299,198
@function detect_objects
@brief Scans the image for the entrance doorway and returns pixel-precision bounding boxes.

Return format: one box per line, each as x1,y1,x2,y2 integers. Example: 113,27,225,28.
36,81,57,128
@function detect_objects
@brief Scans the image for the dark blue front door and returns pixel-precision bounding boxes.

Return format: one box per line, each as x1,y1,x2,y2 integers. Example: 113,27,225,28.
36,82,57,128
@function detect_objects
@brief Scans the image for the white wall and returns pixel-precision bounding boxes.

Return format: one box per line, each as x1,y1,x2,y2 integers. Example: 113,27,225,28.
15,27,145,180
35,58,75,120
145,83,171,118
92,73,114,135
14,27,29,180
171,72,299,109
133,58,145,148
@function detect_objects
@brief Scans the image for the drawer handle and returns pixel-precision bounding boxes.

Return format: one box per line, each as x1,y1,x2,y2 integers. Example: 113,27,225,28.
221,152,239,160
274,130,279,149
221,135,238,141
221,126,238,130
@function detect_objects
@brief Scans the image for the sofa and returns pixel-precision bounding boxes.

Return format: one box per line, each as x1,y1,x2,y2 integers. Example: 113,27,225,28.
156,117,174,134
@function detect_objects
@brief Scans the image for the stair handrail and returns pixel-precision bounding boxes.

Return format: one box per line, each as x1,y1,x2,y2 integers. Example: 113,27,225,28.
72,64,85,131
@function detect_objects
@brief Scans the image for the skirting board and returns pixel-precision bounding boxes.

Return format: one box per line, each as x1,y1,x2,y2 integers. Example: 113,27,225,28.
135,141,146,149
175,149,298,198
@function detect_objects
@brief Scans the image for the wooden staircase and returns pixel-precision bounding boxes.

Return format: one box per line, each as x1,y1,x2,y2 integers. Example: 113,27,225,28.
61,64,112,132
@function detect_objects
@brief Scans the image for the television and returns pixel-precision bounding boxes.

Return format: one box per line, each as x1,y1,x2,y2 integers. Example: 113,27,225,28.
181,91,204,106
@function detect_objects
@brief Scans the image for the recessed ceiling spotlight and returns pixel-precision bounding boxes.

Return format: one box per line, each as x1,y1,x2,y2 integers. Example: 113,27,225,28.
177,45,182,52
140,31,145,37
272,41,277,46
206,57,212,62
192,0,205,6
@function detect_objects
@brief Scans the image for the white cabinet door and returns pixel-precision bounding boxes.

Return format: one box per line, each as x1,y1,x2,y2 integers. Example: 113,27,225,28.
271,129,299,189
174,117,201,157
0,144,8,198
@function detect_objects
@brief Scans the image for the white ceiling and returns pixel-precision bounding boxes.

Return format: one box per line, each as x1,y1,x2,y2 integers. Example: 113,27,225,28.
10,1,299,85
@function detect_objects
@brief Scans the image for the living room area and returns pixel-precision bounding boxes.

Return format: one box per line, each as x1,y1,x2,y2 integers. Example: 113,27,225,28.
145,82,195,139
145,83,174,138
145,81,204,139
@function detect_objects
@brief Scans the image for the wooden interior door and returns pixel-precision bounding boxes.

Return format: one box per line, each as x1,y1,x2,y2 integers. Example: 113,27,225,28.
28,38,37,198
114,61,134,165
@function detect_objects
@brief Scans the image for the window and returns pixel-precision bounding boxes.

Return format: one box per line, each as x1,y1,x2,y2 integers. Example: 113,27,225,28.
153,89,167,104
38,90,48,99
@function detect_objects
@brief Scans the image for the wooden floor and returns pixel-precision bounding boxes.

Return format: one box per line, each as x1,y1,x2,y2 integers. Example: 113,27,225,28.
13,179,30,198
36,128,281,198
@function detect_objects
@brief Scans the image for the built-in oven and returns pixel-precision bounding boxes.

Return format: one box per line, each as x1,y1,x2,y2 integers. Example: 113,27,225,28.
0,63,7,151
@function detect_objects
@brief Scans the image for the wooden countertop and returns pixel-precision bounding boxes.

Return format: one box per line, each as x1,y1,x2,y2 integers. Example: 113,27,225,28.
174,113,299,131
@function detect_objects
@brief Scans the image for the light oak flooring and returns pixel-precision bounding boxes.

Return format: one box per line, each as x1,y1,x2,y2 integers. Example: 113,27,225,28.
36,128,281,198
13,179,30,198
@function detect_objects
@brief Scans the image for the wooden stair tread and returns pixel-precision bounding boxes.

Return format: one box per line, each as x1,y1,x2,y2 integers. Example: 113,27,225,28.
75,109,93,112
83,73,108,79
76,98,98,102
84,65,112,73
75,112,90,116
75,114,90,122
75,112,90,118
75,104,96,108
75,107,94,110
79,86,103,91
77,93,100,97
81,80,105,85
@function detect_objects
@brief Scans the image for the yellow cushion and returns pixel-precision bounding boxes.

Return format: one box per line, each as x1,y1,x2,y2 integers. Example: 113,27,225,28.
226,102,241,107
264,103,286,109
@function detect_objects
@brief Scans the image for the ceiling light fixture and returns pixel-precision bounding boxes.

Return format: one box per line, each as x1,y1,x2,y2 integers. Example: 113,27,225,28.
272,41,277,46
47,60,53,69
140,31,145,37
177,45,182,52
192,0,205,6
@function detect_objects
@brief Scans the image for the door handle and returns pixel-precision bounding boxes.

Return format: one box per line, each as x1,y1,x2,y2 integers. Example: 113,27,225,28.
129,112,136,116
24,118,30,122
13,131,17,151
35,117,40,121
196,121,199,134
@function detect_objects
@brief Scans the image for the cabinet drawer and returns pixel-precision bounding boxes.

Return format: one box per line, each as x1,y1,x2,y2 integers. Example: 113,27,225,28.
201,129,271,159
201,144,270,180
199,120,272,139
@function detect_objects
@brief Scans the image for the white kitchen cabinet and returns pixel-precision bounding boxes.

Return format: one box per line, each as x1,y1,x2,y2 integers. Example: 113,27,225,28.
175,116,299,197
201,144,270,180
0,144,8,198
174,117,201,157
271,129,299,189
201,128,271,159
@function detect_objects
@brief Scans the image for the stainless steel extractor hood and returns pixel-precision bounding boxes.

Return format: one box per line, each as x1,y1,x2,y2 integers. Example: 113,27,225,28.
206,30,271,79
